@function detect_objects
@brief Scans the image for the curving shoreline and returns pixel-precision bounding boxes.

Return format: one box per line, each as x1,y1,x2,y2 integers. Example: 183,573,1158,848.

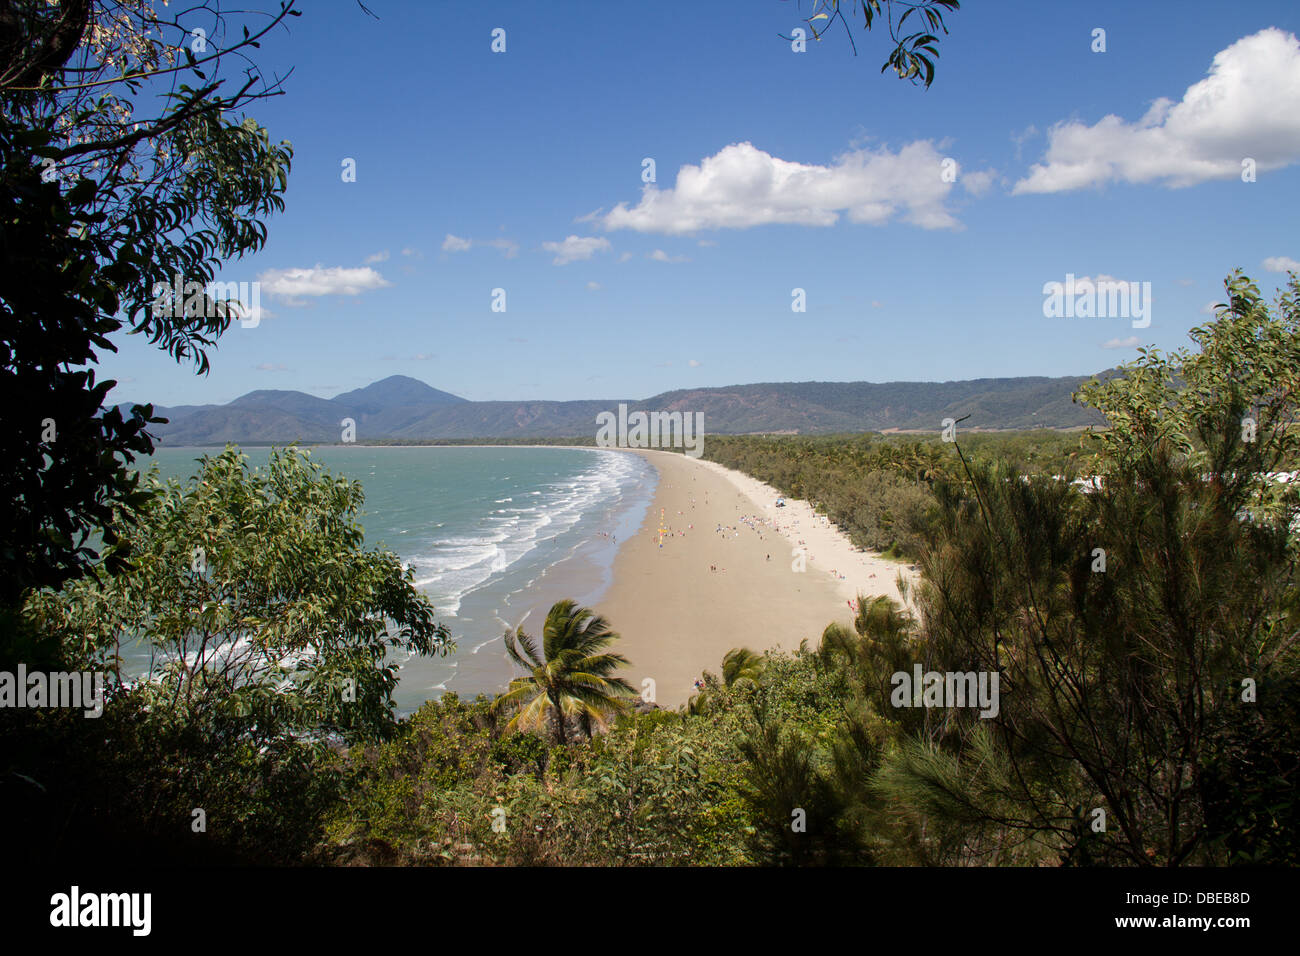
597,449,919,708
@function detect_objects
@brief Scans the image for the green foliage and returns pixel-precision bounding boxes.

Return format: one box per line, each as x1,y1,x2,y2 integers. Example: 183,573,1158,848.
7,443,455,865
24,444,453,744
492,599,635,745
0,687,343,865
1200,674,1300,865
735,705,868,865
105,104,292,370
883,272,1300,865
695,431,1083,559
0,119,163,620
325,692,753,866
1,2,293,630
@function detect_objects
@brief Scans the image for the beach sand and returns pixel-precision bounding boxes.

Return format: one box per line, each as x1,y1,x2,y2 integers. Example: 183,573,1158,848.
598,450,918,708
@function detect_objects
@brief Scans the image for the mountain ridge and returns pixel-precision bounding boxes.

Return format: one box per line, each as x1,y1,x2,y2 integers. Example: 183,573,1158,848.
123,373,1111,444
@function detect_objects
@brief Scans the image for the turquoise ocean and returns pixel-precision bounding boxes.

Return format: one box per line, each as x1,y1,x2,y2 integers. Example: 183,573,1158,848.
139,446,657,713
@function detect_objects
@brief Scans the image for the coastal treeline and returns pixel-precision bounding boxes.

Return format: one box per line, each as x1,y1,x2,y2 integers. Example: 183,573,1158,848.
688,429,1083,558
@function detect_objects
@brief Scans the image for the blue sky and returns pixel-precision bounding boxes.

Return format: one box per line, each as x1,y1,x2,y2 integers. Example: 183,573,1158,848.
105,0,1300,407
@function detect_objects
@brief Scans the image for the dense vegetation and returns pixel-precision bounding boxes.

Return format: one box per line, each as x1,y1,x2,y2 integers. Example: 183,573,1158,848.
690,430,1086,558
2,0,295,668
6,272,1297,867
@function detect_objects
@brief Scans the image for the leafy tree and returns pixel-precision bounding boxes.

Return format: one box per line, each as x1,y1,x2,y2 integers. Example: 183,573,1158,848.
735,703,867,865
819,594,916,717
8,445,450,864
0,125,162,627
884,272,1300,865
1076,269,1300,519
1,1,295,635
493,599,635,745
24,445,453,744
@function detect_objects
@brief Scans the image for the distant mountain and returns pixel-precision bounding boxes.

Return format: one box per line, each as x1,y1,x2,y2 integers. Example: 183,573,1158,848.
331,376,466,413
128,372,1108,445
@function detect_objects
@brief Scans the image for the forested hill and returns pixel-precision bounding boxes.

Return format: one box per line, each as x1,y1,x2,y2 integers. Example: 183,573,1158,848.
131,372,1108,445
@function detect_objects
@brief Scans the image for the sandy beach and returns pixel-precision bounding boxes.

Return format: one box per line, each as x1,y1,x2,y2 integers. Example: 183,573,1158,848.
598,450,917,708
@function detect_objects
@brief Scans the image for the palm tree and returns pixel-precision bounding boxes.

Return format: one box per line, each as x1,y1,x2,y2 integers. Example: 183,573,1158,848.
818,594,916,706
687,646,766,714
491,599,634,745
721,647,766,689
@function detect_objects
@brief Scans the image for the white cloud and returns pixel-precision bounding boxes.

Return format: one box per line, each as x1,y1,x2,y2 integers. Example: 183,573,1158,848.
871,300,884,308
586,281,601,290
442,234,519,258
542,235,610,265
688,359,701,367
401,247,423,258
258,265,391,300
618,251,634,263
1014,28,1300,193
254,362,287,371
1176,278,1196,286
649,249,689,263
1264,255,1300,272
364,250,390,264
1201,300,1220,314
697,239,717,247
1101,336,1141,349
597,140,973,234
